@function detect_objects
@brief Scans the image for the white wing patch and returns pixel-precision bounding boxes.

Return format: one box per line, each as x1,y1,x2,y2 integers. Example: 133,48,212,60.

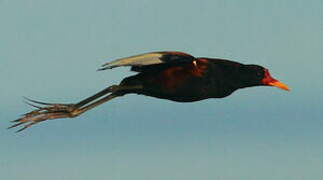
98,52,164,70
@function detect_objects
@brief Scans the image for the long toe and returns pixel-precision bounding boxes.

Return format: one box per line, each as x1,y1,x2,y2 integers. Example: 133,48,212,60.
9,98,76,132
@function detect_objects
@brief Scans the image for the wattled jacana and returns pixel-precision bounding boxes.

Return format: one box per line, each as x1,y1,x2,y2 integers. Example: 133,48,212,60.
9,51,289,132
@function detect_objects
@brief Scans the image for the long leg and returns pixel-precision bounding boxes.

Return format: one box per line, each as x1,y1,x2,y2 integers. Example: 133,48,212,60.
9,84,142,132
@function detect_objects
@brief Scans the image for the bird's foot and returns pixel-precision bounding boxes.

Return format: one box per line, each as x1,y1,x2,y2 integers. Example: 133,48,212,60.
9,98,78,132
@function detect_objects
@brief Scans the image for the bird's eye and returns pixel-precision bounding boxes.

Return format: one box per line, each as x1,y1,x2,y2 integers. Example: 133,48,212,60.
256,71,262,77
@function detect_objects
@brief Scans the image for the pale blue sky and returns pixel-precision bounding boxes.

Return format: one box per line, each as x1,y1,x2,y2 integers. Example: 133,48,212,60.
1,0,323,179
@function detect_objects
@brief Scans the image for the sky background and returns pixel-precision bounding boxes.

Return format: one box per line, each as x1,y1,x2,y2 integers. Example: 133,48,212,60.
1,0,323,179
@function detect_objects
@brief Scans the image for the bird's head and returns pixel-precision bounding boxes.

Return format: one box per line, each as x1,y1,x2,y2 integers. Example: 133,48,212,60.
241,65,290,91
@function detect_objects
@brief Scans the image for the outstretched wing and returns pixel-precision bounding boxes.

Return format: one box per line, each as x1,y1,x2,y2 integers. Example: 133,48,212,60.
98,51,196,71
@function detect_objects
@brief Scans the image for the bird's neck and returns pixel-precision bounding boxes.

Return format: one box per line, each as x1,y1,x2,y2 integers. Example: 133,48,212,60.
222,66,258,90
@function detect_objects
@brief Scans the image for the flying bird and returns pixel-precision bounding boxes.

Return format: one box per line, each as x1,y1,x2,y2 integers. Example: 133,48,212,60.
9,51,289,132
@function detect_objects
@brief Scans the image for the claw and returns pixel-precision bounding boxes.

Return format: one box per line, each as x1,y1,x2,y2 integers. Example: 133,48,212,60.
16,122,36,133
11,118,22,123
23,97,55,105
8,121,25,129
23,100,43,109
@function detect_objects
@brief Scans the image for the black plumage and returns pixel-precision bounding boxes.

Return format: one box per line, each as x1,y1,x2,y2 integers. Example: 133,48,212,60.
9,51,289,132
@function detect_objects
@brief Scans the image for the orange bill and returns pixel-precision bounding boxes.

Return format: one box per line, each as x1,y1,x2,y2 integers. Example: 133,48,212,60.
268,81,290,91
262,69,290,91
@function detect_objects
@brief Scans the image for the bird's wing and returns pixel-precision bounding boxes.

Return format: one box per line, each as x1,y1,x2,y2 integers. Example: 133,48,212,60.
98,51,195,71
